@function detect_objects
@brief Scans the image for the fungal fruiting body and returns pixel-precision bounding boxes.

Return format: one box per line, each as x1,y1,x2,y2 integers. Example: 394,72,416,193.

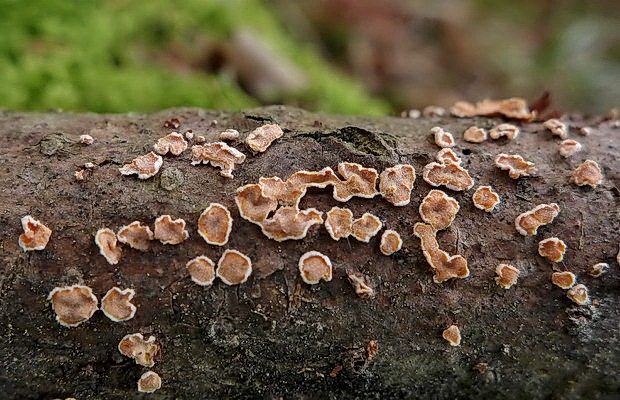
579,127,591,136
538,238,567,262
95,228,122,265
589,263,609,278
489,123,519,140
187,256,216,286
216,249,252,285
101,287,137,322
348,272,374,297
463,126,487,143
219,129,240,141
442,325,461,346
567,284,589,305
422,162,474,191
450,97,534,120
419,189,460,230
413,223,469,283
559,140,582,158
495,154,537,179
259,167,339,207
299,251,333,284
379,164,416,206
48,285,98,327
79,134,94,144
332,162,379,201
191,142,246,178
184,130,194,140
432,127,455,148
495,264,520,289
543,118,568,139
436,148,461,165
472,186,500,212
117,221,153,251
423,106,446,117
18,215,52,251
235,184,278,225
515,203,560,236
153,132,188,156
74,170,85,181
153,215,189,245
138,371,162,393
324,207,353,240
118,333,160,367
197,203,233,246
551,271,576,290
260,207,324,241
571,160,603,188
246,124,284,152
119,152,163,179
380,230,403,256
351,213,383,242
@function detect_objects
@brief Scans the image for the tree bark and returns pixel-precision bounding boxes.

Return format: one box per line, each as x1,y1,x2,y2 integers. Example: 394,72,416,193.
0,106,618,400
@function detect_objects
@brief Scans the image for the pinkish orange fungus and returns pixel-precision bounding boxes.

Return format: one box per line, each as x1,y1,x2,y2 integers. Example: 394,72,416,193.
571,160,603,188
432,127,456,148
48,285,98,327
117,221,153,251
197,203,232,246
413,222,469,283
299,251,333,284
216,249,252,285
154,215,189,245
419,189,460,230
18,215,52,251
538,238,567,262
380,230,403,255
567,284,589,305
515,203,560,236
187,256,216,286
118,333,160,367
138,371,162,393
325,207,353,241
379,164,416,206
95,228,122,265
463,126,487,143
348,272,374,297
235,184,278,225
495,264,520,289
442,325,462,346
261,207,323,241
472,186,500,212
559,140,582,158
153,132,188,156
551,271,576,289
119,152,163,179
191,142,246,178
246,124,284,152
450,98,534,120
436,148,461,165
543,118,568,139
101,287,137,322
423,162,474,191
489,123,519,140
351,213,383,242
332,162,379,201
495,154,537,179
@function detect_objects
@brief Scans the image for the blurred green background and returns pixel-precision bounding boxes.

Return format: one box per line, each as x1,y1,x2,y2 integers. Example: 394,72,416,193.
0,0,618,115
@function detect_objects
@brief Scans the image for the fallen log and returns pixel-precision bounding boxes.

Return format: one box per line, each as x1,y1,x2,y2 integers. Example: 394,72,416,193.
0,106,618,399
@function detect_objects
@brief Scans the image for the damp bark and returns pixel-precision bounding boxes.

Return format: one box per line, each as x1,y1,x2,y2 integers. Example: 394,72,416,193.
0,106,619,400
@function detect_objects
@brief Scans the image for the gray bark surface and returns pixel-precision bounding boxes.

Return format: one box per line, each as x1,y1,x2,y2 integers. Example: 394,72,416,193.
0,106,618,399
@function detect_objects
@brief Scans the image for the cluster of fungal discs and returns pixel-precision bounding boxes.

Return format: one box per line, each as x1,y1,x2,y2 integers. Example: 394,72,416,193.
30,102,617,393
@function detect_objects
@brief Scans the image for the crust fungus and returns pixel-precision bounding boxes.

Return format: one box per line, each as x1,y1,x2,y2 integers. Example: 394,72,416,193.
48,285,98,327
258,176,307,207
436,148,461,165
495,154,537,179
559,139,582,158
101,287,137,322
153,132,188,156
571,160,603,188
261,207,323,241
579,127,591,136
235,184,278,225
118,333,160,367
74,169,85,181
463,126,488,143
325,207,353,241
432,127,456,148
197,203,233,246
567,284,590,305
351,213,383,242
219,129,240,141
298,251,333,284
246,123,283,152
442,325,461,346
79,134,94,144
138,371,162,393
489,123,520,140
450,98,534,120
163,117,180,129
422,162,474,191
379,164,416,206
216,249,252,285
184,130,194,140
196,135,206,144
117,221,153,251
472,186,500,212
288,167,340,189
423,105,446,117
119,152,163,179
515,203,560,236
95,228,122,265
332,162,379,202
18,215,52,251
380,230,403,255
495,264,520,289
543,118,568,139
538,238,567,262
191,142,246,178
413,223,469,283
419,189,460,230
347,272,374,297
187,256,216,286
154,215,189,245
551,271,576,290
589,263,609,278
